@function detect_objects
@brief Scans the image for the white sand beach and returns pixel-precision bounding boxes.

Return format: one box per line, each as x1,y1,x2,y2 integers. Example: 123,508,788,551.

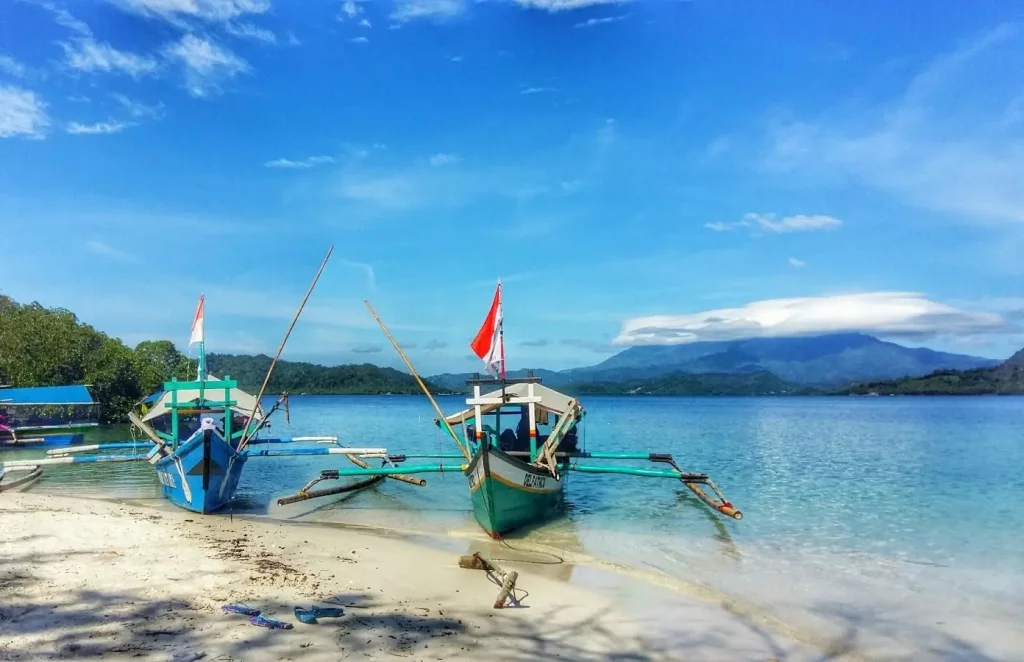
0,493,828,661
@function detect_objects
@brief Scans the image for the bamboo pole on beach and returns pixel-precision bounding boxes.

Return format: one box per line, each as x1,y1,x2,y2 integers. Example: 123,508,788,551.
364,300,471,461
238,246,334,451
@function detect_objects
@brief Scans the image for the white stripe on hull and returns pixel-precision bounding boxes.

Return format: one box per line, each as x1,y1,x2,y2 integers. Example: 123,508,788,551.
468,447,561,494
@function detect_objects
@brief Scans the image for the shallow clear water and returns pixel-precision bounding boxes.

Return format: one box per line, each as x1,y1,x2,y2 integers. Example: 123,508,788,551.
8,395,1024,653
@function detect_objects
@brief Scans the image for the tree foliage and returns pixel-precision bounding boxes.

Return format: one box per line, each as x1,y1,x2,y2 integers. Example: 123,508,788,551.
0,296,189,422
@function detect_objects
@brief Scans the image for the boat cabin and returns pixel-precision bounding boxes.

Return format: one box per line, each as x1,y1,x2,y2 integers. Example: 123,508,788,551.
442,376,584,463
0,385,98,436
137,375,265,448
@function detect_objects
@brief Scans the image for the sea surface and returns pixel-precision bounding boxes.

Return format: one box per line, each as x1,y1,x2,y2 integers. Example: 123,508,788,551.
7,395,1024,658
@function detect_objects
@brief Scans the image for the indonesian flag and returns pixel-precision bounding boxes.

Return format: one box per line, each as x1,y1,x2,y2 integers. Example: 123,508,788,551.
189,295,205,346
470,282,505,379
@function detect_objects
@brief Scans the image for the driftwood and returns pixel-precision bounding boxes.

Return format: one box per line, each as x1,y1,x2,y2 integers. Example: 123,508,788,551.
458,552,520,609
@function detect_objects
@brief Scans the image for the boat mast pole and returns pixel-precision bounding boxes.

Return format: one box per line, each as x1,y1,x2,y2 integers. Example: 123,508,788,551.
237,246,334,451
364,300,472,462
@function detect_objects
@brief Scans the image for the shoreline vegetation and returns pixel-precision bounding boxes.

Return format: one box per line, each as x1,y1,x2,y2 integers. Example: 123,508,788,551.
2,296,1022,423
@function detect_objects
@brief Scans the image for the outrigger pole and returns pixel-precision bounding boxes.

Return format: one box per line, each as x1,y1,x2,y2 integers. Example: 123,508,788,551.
364,300,471,462
238,246,334,452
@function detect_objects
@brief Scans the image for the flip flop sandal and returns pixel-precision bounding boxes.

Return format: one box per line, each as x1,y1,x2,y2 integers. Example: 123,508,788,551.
294,607,318,625
311,606,344,618
221,604,260,616
250,614,293,629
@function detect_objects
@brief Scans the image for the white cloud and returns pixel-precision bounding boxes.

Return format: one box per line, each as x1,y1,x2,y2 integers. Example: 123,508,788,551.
264,155,336,169
429,152,459,166
115,0,270,25
0,85,50,139
86,240,136,261
614,292,1006,346
391,0,464,21
349,36,369,44
788,257,807,269
764,24,1024,224
339,259,376,290
574,14,627,28
704,213,843,234
40,2,92,36
359,18,372,28
0,55,27,78
66,119,133,134
448,55,463,62
287,31,301,46
520,86,556,95
514,0,628,11
111,93,165,119
224,21,277,44
63,39,160,78
163,34,248,97
340,0,363,18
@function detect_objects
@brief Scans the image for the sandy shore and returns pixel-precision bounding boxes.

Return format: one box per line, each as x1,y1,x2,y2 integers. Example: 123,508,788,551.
0,493,830,661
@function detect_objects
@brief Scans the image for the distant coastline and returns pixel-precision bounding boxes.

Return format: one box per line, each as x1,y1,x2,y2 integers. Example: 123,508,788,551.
2,296,1021,425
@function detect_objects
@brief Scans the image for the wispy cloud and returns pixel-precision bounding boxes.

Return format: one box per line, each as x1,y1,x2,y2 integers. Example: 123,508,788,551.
0,55,27,78
85,240,136,262
391,0,464,22
520,86,556,95
349,36,370,44
66,119,133,135
615,292,1007,346
763,24,1024,224
163,34,249,97
287,31,301,46
428,152,459,166
111,93,165,119
705,213,843,234
425,339,448,350
62,39,160,78
574,14,628,28
788,257,807,269
224,22,277,44
352,344,382,354
0,85,49,139
39,2,92,36
114,0,270,26
448,55,463,62
513,0,628,11
339,259,377,290
520,338,550,347
359,18,372,28
264,155,336,169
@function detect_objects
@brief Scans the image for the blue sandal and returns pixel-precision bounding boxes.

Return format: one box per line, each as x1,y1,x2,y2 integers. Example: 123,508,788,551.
250,614,293,629
222,604,260,616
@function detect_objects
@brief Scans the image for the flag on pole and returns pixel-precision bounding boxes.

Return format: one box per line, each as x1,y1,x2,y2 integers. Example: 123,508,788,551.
470,281,505,379
189,295,205,346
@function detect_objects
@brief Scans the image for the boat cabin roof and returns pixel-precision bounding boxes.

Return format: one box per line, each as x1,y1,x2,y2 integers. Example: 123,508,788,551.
443,381,577,425
0,384,94,406
141,375,264,423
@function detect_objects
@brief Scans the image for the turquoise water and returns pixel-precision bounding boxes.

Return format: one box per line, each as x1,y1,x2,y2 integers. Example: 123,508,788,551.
8,395,1024,654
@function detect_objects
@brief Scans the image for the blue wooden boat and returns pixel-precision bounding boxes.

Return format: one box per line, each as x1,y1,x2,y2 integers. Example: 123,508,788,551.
143,376,257,514
0,384,98,447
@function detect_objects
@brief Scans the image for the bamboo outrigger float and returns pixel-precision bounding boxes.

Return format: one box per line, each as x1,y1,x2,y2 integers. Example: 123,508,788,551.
280,282,741,538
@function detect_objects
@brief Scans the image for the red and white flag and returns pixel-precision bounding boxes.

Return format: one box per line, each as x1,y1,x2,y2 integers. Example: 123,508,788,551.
470,282,505,379
189,294,205,346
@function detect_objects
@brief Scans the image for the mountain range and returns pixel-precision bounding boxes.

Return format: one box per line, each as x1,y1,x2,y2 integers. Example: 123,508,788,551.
428,333,999,391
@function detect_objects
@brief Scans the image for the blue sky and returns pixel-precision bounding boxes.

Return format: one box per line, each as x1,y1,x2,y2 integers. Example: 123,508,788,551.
1,0,1023,374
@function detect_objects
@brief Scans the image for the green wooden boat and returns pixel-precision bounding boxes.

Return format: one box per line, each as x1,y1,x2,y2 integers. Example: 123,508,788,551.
281,284,744,540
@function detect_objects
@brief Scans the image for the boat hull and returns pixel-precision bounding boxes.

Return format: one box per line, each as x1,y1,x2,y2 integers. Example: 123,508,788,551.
465,442,564,537
153,430,246,514
0,432,86,447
